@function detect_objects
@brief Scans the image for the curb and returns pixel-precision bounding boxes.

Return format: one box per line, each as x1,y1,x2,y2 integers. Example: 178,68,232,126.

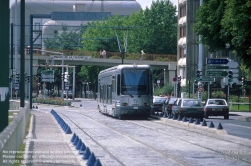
152,116,228,135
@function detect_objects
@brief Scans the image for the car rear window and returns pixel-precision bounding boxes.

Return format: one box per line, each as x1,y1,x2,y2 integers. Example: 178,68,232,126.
168,98,177,104
183,100,201,107
208,100,226,105
154,98,166,102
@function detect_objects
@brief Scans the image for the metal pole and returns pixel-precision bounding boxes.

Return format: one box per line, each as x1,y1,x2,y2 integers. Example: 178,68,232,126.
188,80,190,98
193,82,195,98
11,23,14,100
73,66,75,100
61,54,64,98
20,0,25,107
29,15,33,109
14,0,18,71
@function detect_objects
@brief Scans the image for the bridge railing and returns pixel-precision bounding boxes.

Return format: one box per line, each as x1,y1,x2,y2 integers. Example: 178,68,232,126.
31,49,177,62
0,102,30,165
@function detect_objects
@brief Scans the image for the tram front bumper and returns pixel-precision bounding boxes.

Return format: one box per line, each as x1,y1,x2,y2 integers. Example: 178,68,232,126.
118,106,151,116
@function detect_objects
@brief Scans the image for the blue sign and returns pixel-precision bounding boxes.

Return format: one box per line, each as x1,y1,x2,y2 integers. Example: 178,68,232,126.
206,58,229,64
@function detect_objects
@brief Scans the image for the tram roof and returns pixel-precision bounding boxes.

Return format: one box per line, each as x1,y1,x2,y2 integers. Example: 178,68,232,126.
99,64,151,74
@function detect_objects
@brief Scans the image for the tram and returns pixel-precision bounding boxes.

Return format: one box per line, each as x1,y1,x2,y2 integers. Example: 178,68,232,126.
97,64,153,119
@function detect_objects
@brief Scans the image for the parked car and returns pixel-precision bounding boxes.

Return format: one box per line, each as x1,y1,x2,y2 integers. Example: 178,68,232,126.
204,99,229,119
63,90,73,99
162,97,178,116
172,98,204,121
151,96,167,113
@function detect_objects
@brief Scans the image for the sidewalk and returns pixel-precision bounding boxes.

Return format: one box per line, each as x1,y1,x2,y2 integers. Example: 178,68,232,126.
23,110,80,166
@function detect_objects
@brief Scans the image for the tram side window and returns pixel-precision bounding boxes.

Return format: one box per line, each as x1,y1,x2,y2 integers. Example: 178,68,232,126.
117,74,120,95
112,76,116,93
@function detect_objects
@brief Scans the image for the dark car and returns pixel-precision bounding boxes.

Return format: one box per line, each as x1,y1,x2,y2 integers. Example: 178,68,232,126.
204,99,229,119
63,90,73,99
172,98,204,121
163,97,178,116
151,96,167,113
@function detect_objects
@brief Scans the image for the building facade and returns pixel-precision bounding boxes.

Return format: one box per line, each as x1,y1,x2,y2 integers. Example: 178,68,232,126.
177,0,241,87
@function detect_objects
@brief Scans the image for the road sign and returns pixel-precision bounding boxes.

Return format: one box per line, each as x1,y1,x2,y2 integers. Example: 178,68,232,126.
196,77,215,82
227,61,239,68
198,87,204,92
206,66,229,70
14,83,19,90
233,73,239,77
230,69,239,73
206,58,229,65
41,70,54,82
206,70,228,77
172,77,178,84
65,83,69,90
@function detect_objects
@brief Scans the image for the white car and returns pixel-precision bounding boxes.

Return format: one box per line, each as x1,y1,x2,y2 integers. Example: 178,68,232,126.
204,99,229,119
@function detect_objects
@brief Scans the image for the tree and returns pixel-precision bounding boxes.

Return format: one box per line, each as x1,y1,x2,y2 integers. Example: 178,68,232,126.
44,25,83,50
194,0,251,69
81,0,177,55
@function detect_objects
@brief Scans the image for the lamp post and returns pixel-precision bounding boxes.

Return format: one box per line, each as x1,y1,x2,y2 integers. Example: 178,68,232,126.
225,43,230,103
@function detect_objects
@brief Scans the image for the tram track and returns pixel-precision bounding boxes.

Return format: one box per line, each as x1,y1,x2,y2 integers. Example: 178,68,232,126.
59,111,192,166
125,119,251,165
55,107,251,165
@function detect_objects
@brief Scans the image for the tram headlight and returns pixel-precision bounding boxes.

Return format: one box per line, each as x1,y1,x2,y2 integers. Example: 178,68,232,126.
144,103,149,106
121,103,128,106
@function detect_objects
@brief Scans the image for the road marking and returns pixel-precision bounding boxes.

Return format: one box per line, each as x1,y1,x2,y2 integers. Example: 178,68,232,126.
225,123,251,129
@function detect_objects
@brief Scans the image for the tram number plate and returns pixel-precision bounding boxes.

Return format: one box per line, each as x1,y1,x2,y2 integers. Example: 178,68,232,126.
133,107,138,109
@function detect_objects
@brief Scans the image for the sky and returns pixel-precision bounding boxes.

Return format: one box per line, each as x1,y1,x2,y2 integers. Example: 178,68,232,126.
10,0,178,9
137,0,178,10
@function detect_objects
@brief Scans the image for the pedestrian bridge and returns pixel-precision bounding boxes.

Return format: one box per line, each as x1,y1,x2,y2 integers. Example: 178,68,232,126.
13,52,177,83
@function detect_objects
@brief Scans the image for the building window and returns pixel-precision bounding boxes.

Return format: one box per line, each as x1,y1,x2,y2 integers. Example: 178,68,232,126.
34,22,40,34
179,26,186,38
179,5,186,18
179,47,184,59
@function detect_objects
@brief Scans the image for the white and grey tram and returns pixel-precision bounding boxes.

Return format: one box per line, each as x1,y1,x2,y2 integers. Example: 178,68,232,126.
97,64,153,119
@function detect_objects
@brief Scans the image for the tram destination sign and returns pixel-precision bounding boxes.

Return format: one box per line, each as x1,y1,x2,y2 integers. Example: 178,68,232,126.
206,70,228,77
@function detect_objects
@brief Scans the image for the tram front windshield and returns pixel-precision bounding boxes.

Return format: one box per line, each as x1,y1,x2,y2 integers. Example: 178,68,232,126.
121,69,150,95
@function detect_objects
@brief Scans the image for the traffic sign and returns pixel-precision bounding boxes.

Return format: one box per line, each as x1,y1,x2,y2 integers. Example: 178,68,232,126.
226,61,239,68
206,70,228,77
196,77,215,82
206,58,229,65
206,66,229,70
233,73,239,77
230,69,239,73
198,87,204,92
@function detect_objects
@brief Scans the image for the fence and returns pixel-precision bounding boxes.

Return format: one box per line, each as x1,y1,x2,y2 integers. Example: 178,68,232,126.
0,102,30,166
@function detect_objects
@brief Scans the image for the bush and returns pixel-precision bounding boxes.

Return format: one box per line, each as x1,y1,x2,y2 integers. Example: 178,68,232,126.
33,97,71,106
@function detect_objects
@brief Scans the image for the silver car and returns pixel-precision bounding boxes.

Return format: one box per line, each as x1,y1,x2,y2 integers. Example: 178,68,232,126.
172,98,204,121
204,99,229,119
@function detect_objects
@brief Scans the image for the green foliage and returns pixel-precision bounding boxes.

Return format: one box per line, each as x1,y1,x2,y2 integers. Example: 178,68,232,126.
194,0,251,69
44,25,83,50
78,65,107,85
81,0,177,55
33,97,71,106
153,83,174,96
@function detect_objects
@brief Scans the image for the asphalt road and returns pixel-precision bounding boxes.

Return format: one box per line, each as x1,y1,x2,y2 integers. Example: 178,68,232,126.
72,99,251,141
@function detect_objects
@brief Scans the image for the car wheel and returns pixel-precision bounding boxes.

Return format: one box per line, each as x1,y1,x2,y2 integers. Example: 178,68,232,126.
224,114,229,119
205,113,209,119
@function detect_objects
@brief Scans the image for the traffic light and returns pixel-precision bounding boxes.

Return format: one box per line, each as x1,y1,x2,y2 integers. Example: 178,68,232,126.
177,76,181,83
242,77,246,84
26,75,30,83
15,73,20,83
196,69,201,80
64,72,69,82
228,70,233,83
